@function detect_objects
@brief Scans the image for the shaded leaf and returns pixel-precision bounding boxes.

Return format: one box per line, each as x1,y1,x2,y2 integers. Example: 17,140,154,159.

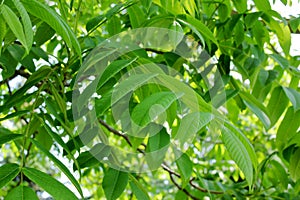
102,168,128,200
5,185,38,200
0,163,20,189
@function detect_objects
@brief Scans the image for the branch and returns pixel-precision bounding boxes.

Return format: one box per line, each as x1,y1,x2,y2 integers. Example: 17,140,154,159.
98,119,224,195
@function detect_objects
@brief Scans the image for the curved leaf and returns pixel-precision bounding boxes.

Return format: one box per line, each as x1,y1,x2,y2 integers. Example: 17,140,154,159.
21,0,81,57
5,185,38,200
22,167,78,200
0,5,27,51
0,163,20,188
102,168,129,200
30,139,83,198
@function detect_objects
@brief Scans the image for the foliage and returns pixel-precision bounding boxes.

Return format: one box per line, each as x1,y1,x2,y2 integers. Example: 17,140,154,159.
0,0,300,199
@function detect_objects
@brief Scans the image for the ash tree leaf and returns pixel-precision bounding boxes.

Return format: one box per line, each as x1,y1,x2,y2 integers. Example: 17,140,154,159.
0,5,27,52
283,87,300,111
0,134,23,146
5,185,38,200
267,86,289,126
129,175,150,200
22,167,78,200
30,139,83,198
102,168,129,200
221,122,258,188
290,148,300,182
175,153,193,188
21,0,81,57
0,163,20,189
131,91,183,127
12,0,33,54
145,128,170,170
276,107,300,151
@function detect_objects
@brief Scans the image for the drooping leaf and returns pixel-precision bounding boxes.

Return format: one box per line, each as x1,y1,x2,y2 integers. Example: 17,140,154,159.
0,5,27,52
22,167,78,200
102,168,129,200
5,185,39,200
0,163,20,189
177,14,217,45
283,87,300,111
145,128,170,170
12,0,33,54
267,86,289,126
131,91,182,127
276,107,300,150
221,121,258,187
240,91,271,129
175,153,193,188
30,139,83,198
0,134,23,146
129,175,150,200
21,0,81,57
290,148,300,182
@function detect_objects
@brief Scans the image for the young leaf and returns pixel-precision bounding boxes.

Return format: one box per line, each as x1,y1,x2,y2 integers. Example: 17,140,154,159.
102,168,129,200
22,167,78,200
129,174,150,200
30,139,83,198
175,153,193,188
145,128,170,170
0,5,27,52
0,163,20,189
0,134,23,146
21,0,81,57
177,14,217,45
252,0,271,11
267,86,289,126
12,0,33,53
131,91,183,127
276,107,300,150
5,185,38,200
232,0,247,13
283,87,300,111
290,148,300,182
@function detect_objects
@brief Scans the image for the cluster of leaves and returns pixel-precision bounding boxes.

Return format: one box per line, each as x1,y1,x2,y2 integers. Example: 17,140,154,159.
0,0,300,199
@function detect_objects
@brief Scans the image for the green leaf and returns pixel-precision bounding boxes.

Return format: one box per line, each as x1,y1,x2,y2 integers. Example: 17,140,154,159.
97,58,137,89
174,112,212,147
290,148,300,182
232,0,247,13
102,168,129,200
141,0,152,12
0,5,27,52
21,0,81,57
276,107,300,150
22,167,78,200
0,163,20,189
75,143,111,170
145,128,170,170
131,91,182,127
283,87,300,111
5,185,38,200
221,124,255,187
30,139,83,198
269,54,289,69
175,153,193,188
129,175,150,200
107,15,122,36
35,22,56,46
0,134,23,146
267,86,289,126
253,0,271,11
12,0,33,54
128,5,146,28
0,15,7,54
177,14,217,45
240,91,271,129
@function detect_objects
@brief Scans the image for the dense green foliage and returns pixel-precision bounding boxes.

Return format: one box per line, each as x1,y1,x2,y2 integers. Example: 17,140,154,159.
0,0,300,199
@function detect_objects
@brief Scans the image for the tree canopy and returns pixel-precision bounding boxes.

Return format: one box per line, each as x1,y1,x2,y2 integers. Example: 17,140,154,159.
0,0,300,199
